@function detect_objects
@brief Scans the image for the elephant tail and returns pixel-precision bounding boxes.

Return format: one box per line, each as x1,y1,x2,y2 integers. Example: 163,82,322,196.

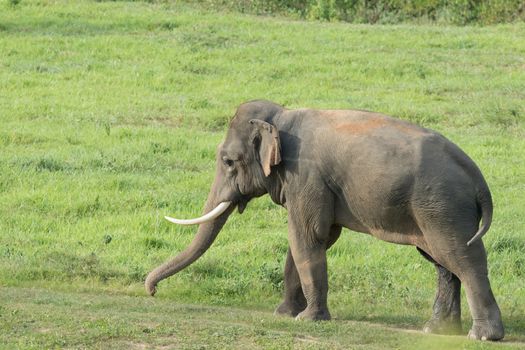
466,185,493,246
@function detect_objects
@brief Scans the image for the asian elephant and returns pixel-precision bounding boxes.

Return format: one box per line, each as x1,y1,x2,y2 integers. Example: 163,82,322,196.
145,100,504,341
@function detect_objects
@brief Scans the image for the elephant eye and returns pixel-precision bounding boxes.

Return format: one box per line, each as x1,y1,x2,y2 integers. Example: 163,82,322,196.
222,157,234,167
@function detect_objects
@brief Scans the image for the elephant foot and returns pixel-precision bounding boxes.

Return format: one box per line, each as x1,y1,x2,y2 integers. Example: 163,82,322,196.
423,317,462,335
467,320,504,341
295,307,331,321
274,301,305,318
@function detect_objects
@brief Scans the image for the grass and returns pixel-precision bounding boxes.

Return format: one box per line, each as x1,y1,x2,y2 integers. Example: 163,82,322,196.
2,287,524,350
0,0,524,348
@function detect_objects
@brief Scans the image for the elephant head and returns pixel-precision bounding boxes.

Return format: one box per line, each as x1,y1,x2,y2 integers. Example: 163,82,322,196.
145,100,283,295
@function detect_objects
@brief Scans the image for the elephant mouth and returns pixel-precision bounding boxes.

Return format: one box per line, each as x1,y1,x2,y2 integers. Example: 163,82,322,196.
237,198,248,214
234,184,251,214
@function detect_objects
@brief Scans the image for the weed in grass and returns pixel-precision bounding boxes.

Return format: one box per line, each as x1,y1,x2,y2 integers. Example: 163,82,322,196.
258,262,284,291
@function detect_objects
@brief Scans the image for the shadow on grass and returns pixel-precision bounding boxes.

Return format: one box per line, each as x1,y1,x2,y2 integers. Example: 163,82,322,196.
336,312,525,342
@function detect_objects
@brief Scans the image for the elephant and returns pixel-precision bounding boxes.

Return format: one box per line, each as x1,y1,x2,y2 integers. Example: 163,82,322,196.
145,100,504,341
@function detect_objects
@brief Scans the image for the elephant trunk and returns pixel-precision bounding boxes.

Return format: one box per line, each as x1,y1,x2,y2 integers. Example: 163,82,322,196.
145,192,234,296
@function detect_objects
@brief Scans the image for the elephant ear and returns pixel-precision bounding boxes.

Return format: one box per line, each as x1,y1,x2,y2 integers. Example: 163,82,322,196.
249,119,281,177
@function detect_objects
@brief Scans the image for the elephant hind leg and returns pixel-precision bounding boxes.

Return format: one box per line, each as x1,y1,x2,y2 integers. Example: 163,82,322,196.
417,247,462,335
458,243,504,341
418,235,504,340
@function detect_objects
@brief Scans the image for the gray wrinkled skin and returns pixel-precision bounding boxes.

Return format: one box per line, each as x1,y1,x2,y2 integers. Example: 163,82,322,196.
145,100,504,341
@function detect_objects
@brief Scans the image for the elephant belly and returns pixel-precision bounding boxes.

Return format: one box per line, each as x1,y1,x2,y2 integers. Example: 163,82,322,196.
334,196,425,247
367,228,423,246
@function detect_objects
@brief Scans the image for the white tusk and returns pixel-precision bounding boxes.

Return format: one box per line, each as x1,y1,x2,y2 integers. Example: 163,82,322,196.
165,201,231,226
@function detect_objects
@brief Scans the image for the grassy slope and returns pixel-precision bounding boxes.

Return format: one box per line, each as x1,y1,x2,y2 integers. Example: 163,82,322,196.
0,0,524,348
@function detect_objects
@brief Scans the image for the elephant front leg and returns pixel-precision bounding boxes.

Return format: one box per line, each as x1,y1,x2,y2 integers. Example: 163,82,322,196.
287,215,332,321
275,226,341,318
274,248,307,317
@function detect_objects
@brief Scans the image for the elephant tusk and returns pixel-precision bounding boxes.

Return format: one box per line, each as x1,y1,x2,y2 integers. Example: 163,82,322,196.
165,201,232,225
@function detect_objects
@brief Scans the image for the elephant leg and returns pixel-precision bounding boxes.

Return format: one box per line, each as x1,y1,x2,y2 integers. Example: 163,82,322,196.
463,272,504,340
275,226,342,318
458,242,504,340
286,214,337,321
417,248,462,335
419,231,504,340
274,248,307,317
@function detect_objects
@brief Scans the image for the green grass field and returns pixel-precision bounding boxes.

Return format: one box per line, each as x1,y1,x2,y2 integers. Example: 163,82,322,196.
1,1,524,348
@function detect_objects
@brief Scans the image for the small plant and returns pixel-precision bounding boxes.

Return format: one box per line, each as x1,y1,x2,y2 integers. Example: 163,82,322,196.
258,262,284,291
103,234,112,245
